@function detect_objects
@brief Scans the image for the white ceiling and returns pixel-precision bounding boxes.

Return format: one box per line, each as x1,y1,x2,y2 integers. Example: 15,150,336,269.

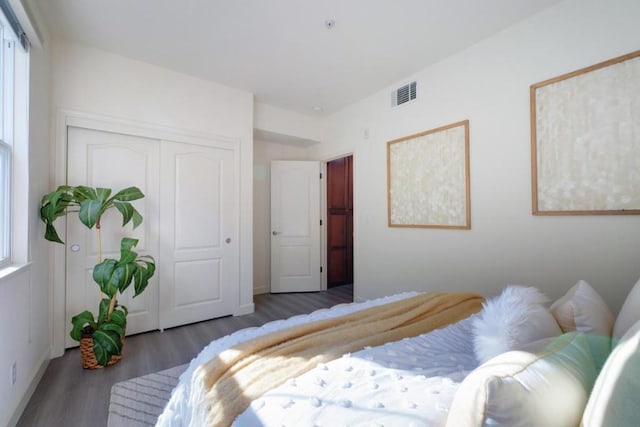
33,0,563,116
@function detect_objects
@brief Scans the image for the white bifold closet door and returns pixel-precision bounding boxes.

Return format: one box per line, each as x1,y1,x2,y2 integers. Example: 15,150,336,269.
65,126,237,348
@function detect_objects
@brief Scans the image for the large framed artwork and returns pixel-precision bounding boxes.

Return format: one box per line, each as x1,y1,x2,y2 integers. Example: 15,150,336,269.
531,50,640,215
387,120,470,229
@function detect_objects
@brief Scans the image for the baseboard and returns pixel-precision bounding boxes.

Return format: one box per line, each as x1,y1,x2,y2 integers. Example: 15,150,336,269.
253,285,269,295
234,302,255,316
7,348,50,427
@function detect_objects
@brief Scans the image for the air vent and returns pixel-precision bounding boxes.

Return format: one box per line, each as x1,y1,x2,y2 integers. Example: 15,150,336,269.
391,81,417,107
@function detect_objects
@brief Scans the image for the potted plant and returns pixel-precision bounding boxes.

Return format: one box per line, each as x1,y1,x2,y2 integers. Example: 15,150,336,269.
40,185,156,368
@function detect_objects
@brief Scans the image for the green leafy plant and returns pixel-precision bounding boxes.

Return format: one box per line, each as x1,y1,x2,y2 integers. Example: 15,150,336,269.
40,185,156,367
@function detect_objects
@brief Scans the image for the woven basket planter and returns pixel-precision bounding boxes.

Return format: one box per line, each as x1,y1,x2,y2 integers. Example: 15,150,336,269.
79,334,124,369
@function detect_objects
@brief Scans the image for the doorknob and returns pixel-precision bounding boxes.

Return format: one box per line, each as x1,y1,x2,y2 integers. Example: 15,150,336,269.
225,238,231,244
272,231,279,236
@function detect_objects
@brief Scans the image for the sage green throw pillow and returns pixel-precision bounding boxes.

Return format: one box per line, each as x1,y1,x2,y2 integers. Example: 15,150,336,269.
446,333,600,427
582,319,640,426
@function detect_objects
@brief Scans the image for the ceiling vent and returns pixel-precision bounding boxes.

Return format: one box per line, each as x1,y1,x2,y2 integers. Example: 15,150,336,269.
391,81,417,108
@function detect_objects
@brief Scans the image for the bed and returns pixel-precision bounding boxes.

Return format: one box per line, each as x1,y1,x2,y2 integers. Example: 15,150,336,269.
156,278,640,427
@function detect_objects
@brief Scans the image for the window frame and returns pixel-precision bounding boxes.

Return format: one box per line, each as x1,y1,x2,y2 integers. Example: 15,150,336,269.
0,8,28,270
0,140,9,268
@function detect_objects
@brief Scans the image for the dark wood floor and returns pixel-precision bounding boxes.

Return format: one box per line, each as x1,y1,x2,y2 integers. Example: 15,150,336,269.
17,285,353,427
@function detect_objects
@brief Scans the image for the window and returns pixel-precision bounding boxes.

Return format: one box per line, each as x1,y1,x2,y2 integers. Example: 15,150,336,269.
0,4,28,269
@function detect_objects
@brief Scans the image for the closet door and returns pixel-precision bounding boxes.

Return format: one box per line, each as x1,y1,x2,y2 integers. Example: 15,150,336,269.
158,141,237,329
66,127,160,347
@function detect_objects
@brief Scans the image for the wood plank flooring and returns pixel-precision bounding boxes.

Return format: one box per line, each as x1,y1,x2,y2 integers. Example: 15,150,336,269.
17,285,353,427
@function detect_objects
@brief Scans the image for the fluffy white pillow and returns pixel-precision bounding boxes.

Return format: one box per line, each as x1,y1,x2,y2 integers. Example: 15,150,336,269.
446,333,599,427
613,277,640,338
550,280,614,336
473,285,561,364
582,319,640,425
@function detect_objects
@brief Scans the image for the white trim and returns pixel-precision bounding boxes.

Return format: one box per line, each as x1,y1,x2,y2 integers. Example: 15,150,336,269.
234,301,255,316
321,150,354,163
0,260,29,281
63,110,240,150
0,31,13,269
320,161,327,291
49,111,67,358
0,141,10,268
2,38,15,143
51,108,244,357
0,18,29,270
11,33,28,265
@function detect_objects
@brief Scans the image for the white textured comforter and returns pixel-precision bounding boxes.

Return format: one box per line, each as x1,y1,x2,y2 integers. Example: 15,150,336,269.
156,292,478,426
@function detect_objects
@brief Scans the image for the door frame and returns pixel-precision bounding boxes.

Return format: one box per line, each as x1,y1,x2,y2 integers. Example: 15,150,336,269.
51,109,247,358
319,151,354,292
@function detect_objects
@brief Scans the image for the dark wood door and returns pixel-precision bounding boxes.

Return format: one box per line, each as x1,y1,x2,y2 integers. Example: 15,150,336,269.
327,155,353,287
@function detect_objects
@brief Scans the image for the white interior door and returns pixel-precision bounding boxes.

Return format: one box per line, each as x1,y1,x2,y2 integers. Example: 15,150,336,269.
158,141,238,329
270,161,321,293
66,126,160,347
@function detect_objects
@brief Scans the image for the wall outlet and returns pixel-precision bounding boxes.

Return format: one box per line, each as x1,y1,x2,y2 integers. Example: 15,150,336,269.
10,362,16,386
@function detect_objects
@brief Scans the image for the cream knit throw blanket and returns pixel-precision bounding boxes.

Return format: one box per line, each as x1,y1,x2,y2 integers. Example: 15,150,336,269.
190,292,484,426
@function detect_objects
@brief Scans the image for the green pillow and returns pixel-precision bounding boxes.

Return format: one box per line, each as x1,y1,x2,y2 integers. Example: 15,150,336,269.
446,333,601,427
582,320,640,426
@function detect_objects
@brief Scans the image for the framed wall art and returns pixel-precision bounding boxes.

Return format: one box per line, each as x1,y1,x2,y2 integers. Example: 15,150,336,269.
387,120,470,229
531,50,640,215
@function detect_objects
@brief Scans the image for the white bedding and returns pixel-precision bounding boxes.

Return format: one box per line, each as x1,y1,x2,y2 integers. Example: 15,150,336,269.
235,314,477,427
154,283,615,426
157,292,445,426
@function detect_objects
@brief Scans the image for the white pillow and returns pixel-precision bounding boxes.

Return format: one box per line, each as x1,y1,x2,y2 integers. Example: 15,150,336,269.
550,280,614,336
473,285,561,364
446,333,599,427
613,277,640,338
582,319,640,426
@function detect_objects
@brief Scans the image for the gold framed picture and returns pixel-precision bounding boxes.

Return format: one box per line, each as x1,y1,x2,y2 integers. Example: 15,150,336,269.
531,50,640,215
387,120,470,229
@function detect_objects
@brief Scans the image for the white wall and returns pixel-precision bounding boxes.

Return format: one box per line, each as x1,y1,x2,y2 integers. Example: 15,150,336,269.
254,102,324,143
310,0,640,311
50,40,255,355
0,18,53,426
253,139,311,294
